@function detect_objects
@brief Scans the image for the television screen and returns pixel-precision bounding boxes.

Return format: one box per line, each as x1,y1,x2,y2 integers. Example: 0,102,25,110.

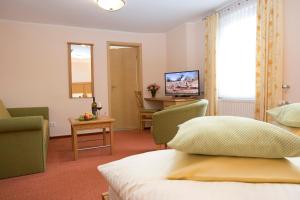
165,70,200,96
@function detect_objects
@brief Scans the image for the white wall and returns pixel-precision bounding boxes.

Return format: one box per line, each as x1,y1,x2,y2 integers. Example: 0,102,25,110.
166,21,205,92
284,0,300,102
166,24,188,72
187,21,205,92
186,22,205,70
0,20,166,136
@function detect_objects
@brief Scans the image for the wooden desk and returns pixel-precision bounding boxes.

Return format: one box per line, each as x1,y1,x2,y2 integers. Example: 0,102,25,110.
69,116,115,160
144,97,199,108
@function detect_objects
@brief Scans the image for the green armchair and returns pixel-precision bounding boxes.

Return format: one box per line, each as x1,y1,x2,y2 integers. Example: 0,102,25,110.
152,99,208,145
0,107,49,179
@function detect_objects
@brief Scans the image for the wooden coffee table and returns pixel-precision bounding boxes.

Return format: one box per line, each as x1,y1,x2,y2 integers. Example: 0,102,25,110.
69,116,115,160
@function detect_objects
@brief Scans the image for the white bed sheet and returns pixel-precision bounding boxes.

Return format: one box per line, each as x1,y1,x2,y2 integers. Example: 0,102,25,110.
108,186,122,200
98,150,300,200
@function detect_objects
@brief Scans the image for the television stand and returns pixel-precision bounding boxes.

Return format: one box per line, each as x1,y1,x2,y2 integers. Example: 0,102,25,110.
144,96,199,109
174,95,191,98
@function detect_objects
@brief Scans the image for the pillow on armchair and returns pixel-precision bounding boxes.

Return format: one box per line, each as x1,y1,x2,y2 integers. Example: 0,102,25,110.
267,103,300,128
0,100,11,119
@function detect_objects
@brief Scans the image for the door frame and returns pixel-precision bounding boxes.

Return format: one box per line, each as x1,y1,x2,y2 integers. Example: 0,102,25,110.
107,41,143,116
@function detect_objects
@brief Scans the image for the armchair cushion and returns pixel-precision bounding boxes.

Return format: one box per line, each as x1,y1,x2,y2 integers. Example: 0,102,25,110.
267,103,300,128
0,116,43,133
0,100,11,119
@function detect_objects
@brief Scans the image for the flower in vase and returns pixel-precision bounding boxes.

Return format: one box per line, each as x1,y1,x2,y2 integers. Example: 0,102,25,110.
147,83,160,97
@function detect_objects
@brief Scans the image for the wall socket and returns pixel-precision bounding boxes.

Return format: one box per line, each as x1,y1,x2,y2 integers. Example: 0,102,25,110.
49,122,56,127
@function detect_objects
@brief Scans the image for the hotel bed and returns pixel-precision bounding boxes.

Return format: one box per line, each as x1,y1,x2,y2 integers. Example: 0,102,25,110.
99,108,300,200
98,149,300,200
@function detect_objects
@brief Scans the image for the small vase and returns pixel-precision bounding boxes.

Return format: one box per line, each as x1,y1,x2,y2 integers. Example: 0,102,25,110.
151,90,156,98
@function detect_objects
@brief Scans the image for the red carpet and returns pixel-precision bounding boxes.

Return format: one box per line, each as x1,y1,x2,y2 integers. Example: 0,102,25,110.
0,130,157,200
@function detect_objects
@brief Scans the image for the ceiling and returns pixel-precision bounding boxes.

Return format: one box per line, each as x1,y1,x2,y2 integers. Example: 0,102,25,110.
0,0,231,33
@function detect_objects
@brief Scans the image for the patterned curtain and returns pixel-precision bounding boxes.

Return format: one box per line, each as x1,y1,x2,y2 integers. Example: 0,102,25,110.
204,14,218,116
255,0,283,121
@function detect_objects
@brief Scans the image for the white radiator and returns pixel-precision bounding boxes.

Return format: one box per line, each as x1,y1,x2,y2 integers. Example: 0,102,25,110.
218,99,255,118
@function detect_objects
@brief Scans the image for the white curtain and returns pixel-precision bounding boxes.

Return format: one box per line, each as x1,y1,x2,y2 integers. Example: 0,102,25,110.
217,0,257,100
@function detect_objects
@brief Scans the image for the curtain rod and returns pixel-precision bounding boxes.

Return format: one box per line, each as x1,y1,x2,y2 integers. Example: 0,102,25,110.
216,0,249,12
202,0,253,20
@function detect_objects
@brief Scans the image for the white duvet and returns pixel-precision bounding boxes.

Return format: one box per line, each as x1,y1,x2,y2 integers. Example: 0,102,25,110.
98,150,300,200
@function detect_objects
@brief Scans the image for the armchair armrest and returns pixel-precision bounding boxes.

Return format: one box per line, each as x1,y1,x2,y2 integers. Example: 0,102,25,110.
7,107,49,120
0,116,43,133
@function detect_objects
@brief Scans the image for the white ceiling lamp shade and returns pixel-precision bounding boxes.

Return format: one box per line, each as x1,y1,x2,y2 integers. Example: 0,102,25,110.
97,0,126,12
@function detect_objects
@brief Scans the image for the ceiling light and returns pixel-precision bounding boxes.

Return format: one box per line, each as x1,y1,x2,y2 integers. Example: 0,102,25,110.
97,0,126,11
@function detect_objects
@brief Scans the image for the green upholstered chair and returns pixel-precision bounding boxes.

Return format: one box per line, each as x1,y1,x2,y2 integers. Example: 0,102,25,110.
0,100,49,179
152,99,208,145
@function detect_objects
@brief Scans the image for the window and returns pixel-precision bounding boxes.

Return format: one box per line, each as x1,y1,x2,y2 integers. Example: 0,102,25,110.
217,0,257,100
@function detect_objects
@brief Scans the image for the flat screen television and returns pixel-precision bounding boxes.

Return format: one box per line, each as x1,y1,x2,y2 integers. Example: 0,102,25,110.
165,70,200,97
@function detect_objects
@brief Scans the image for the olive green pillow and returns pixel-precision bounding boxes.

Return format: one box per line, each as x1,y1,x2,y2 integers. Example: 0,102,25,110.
267,104,300,128
168,116,300,158
0,100,11,119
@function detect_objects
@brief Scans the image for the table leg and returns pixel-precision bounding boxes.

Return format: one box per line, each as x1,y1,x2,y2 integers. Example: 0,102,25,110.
103,128,107,146
110,124,114,155
72,127,78,160
71,127,74,150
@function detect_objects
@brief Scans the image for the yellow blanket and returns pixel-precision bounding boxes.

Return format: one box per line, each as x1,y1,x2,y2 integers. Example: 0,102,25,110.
167,152,300,184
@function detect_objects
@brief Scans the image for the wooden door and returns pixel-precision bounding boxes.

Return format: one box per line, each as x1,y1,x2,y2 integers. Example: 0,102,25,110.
110,47,139,130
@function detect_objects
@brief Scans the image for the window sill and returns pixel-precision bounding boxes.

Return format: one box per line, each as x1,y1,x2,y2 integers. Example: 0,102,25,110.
218,98,255,103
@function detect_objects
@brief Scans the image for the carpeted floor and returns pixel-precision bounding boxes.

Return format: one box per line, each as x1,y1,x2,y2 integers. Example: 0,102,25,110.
0,130,157,200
